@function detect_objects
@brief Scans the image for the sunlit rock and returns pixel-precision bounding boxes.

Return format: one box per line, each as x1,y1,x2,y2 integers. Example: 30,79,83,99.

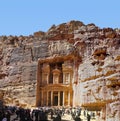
0,20,120,121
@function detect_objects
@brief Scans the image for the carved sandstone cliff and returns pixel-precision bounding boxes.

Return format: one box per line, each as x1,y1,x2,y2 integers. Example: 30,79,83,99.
0,20,120,121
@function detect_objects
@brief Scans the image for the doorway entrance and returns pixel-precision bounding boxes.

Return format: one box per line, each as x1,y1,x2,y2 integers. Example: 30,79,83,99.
53,92,58,106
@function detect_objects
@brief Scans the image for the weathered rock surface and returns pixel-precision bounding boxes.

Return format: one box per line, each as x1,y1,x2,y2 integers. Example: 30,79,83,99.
0,20,120,121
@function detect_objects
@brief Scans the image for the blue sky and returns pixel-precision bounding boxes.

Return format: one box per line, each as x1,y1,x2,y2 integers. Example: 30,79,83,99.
0,0,120,36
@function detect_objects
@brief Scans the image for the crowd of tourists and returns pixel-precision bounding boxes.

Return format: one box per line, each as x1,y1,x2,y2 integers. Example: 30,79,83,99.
0,105,95,121
0,105,15,121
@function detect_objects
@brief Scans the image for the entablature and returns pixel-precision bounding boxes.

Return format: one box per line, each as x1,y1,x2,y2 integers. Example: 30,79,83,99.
40,84,72,91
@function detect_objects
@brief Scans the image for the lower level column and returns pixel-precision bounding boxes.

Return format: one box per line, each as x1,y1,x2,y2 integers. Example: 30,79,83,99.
41,91,43,106
58,91,60,106
51,91,53,106
46,91,48,106
63,91,65,106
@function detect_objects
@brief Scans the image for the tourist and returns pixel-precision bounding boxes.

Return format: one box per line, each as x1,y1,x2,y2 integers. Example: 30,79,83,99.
1,114,7,121
74,116,81,121
87,113,91,121
50,110,54,119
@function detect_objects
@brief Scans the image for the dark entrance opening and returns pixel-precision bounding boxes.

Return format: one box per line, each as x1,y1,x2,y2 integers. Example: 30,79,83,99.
60,91,63,106
54,96,58,106
53,91,58,106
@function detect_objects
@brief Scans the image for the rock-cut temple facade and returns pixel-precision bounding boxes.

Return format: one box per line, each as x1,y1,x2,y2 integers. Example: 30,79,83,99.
36,57,74,107
0,21,120,121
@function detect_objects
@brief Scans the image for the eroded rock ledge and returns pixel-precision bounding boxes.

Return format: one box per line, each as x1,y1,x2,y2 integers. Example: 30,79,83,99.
0,20,120,121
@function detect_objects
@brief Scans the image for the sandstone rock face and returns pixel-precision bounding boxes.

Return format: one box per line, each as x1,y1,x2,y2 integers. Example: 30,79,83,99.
0,20,120,121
